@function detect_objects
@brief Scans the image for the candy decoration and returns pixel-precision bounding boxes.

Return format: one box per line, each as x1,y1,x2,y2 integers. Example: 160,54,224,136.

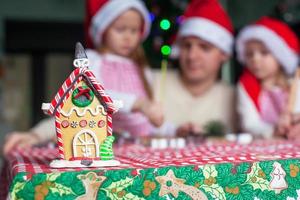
44,67,116,116
79,120,87,128
43,43,120,167
72,86,94,107
98,120,105,128
89,120,96,128
100,136,115,160
70,121,78,128
61,120,69,128
74,87,92,100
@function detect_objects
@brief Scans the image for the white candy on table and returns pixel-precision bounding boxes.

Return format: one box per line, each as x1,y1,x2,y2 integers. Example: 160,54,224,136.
150,137,186,149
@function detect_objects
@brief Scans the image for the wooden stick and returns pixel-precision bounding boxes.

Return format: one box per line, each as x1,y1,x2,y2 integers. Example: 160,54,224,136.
159,59,168,102
288,68,300,113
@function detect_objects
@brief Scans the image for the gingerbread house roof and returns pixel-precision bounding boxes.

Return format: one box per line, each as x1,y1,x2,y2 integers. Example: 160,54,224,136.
42,67,117,116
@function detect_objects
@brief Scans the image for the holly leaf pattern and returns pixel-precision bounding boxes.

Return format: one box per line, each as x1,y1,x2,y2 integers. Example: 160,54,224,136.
102,177,146,200
199,164,218,178
123,192,145,200
200,184,226,200
103,190,145,200
179,165,227,200
47,172,61,182
10,182,26,200
245,162,270,191
103,191,119,199
50,182,76,196
9,157,300,199
250,178,270,191
105,177,133,191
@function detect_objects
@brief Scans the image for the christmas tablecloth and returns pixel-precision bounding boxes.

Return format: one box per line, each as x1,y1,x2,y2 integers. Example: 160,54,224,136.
2,140,300,199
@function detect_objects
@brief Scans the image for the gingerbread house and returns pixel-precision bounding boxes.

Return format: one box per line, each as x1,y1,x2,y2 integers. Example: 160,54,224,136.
42,43,120,168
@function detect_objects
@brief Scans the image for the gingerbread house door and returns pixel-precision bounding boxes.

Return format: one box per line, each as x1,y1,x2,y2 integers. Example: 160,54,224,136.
73,130,99,158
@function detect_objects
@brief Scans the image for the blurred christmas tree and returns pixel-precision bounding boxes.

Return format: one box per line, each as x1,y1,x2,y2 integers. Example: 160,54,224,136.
272,0,300,36
143,0,188,68
227,0,300,33
143,0,300,74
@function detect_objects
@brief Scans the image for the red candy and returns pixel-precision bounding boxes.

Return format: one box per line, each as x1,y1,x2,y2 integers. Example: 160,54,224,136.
80,120,87,127
61,120,69,128
98,120,105,128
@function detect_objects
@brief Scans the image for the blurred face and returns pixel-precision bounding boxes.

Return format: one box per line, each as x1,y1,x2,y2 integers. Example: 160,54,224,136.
178,36,228,84
103,9,143,57
244,40,281,81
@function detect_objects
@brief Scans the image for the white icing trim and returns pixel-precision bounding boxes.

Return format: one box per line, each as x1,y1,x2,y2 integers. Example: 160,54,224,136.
41,103,51,113
178,17,233,55
73,129,99,158
61,105,107,117
73,58,89,68
50,159,121,168
236,25,298,75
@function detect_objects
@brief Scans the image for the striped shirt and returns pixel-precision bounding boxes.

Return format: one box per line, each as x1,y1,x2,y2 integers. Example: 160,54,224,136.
89,52,153,136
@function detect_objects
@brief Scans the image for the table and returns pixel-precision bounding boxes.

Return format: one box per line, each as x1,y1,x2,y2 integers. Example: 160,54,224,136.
2,140,300,199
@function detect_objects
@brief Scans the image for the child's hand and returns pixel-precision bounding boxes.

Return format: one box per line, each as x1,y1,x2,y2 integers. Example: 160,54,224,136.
286,123,300,141
292,113,300,125
142,101,164,127
133,98,164,127
3,131,40,156
176,122,202,137
275,112,292,136
176,123,190,137
285,113,300,140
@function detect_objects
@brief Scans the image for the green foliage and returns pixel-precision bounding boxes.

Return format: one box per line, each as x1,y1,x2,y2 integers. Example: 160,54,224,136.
204,120,226,136
9,159,300,199
45,191,76,200
31,173,47,185
16,181,35,200
50,183,75,196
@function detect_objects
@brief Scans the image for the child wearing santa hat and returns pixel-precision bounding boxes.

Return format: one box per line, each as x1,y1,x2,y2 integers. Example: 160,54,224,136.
154,0,236,136
85,0,164,135
3,0,164,155
236,16,300,139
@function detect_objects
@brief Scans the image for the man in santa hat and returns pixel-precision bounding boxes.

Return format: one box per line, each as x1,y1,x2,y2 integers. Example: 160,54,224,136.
154,0,236,136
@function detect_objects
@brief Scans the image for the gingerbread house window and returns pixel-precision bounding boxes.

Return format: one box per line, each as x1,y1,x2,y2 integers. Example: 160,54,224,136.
73,130,99,158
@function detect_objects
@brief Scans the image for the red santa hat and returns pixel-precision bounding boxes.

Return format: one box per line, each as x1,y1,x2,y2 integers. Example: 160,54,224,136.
236,16,300,75
85,0,151,48
239,69,262,112
176,0,234,55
